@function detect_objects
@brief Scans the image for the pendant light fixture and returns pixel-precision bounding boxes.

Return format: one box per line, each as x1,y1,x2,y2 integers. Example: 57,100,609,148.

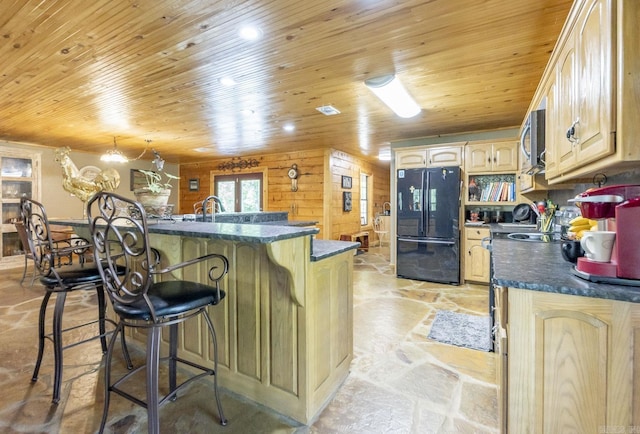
364,74,421,118
100,138,150,163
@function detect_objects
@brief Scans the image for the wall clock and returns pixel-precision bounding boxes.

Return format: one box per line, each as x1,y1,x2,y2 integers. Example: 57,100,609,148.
288,164,299,192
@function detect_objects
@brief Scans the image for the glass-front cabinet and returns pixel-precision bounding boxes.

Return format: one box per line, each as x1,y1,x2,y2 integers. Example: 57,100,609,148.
1,149,41,269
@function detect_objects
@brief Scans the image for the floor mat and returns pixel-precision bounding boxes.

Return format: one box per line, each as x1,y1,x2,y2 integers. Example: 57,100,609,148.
427,310,491,352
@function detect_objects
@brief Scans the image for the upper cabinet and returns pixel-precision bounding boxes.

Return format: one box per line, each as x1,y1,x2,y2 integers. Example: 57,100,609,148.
396,149,427,169
1,149,41,269
527,0,640,184
426,145,463,167
465,141,518,174
550,0,614,176
395,142,464,169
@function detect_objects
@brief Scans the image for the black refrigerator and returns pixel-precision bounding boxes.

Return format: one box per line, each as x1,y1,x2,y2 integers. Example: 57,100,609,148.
396,166,461,284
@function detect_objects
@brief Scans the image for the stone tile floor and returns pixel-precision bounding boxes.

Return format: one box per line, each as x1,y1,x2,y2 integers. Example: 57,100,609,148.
0,246,498,433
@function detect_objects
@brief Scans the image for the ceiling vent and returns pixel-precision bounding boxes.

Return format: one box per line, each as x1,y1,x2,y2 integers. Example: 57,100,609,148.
315,105,341,116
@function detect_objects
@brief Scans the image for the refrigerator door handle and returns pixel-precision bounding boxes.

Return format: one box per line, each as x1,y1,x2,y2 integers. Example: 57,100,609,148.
397,238,456,245
423,170,429,236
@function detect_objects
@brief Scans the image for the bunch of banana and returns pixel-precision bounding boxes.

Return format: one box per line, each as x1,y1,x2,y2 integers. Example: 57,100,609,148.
567,216,598,239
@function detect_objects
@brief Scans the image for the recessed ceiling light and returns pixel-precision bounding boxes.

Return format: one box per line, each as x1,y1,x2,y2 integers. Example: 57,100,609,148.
283,124,295,132
315,105,341,116
219,77,236,87
239,25,262,41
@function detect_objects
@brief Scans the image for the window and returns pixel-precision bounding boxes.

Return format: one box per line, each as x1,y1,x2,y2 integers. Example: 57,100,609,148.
360,173,369,226
214,173,263,212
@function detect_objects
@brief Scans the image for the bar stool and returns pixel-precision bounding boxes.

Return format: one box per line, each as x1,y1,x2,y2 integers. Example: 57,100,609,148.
20,197,131,404
14,220,37,286
87,192,228,434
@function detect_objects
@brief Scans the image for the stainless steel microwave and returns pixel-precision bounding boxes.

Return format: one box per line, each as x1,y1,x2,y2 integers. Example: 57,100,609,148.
520,109,546,175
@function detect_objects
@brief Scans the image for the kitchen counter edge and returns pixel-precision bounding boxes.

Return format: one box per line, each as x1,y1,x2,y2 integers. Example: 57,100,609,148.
491,237,640,303
51,218,357,262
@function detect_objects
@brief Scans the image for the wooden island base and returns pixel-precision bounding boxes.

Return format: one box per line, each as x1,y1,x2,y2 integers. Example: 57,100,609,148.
55,218,356,425
135,232,354,425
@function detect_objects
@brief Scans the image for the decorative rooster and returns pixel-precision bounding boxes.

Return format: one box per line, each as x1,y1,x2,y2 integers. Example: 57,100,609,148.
54,147,121,202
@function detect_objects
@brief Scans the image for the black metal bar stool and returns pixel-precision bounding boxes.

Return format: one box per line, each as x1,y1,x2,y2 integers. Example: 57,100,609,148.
20,197,131,404
87,192,228,434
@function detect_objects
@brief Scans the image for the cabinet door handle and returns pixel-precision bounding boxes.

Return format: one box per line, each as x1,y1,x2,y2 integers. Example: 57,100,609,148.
566,118,580,143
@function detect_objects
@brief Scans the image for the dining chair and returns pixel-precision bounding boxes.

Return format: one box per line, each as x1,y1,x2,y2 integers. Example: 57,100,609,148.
373,216,389,247
87,192,228,434
20,197,131,404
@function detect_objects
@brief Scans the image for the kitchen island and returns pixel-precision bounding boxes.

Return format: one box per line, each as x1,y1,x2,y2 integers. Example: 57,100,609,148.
491,237,640,433
53,218,358,425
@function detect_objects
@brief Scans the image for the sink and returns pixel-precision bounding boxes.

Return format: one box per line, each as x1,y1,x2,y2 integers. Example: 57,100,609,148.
507,232,560,243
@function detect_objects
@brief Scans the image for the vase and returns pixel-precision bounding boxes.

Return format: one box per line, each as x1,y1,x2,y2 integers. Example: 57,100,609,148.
133,188,171,207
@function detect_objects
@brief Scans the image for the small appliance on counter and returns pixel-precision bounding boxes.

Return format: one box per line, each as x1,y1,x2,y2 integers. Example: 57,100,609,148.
569,184,640,286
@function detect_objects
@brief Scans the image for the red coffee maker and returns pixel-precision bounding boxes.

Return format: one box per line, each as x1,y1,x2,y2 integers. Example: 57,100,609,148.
571,184,640,285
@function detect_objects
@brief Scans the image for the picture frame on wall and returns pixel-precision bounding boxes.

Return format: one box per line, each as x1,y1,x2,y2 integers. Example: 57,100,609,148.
130,169,151,191
189,178,199,192
343,191,352,212
341,175,352,189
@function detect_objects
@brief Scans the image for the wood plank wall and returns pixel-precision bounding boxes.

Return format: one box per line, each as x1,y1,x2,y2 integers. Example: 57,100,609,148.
178,148,390,240
328,150,390,240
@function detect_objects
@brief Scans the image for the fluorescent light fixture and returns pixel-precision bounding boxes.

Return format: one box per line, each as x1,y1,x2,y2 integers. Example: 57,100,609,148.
364,74,421,118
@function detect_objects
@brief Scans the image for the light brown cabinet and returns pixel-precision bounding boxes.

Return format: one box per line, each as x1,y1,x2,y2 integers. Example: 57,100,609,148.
426,145,463,167
465,141,517,174
396,149,427,168
508,288,640,432
0,149,40,270
551,0,614,176
463,226,490,283
395,143,464,169
529,0,640,183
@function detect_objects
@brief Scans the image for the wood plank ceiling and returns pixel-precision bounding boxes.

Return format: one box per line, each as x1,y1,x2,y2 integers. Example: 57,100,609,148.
0,0,573,164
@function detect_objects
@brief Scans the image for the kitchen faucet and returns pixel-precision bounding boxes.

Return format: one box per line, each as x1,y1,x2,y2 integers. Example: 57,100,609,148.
201,195,226,222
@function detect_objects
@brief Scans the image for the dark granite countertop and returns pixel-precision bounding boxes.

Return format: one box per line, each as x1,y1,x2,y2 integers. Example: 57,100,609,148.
311,240,359,262
256,220,318,227
194,211,288,224
52,218,319,244
488,222,538,233
51,218,357,262
491,237,640,303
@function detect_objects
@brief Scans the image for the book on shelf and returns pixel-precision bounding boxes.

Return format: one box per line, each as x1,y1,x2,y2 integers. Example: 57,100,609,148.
478,181,515,202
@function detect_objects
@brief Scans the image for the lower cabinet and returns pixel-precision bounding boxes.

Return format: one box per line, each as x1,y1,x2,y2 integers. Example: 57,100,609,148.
508,288,640,432
464,227,490,283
